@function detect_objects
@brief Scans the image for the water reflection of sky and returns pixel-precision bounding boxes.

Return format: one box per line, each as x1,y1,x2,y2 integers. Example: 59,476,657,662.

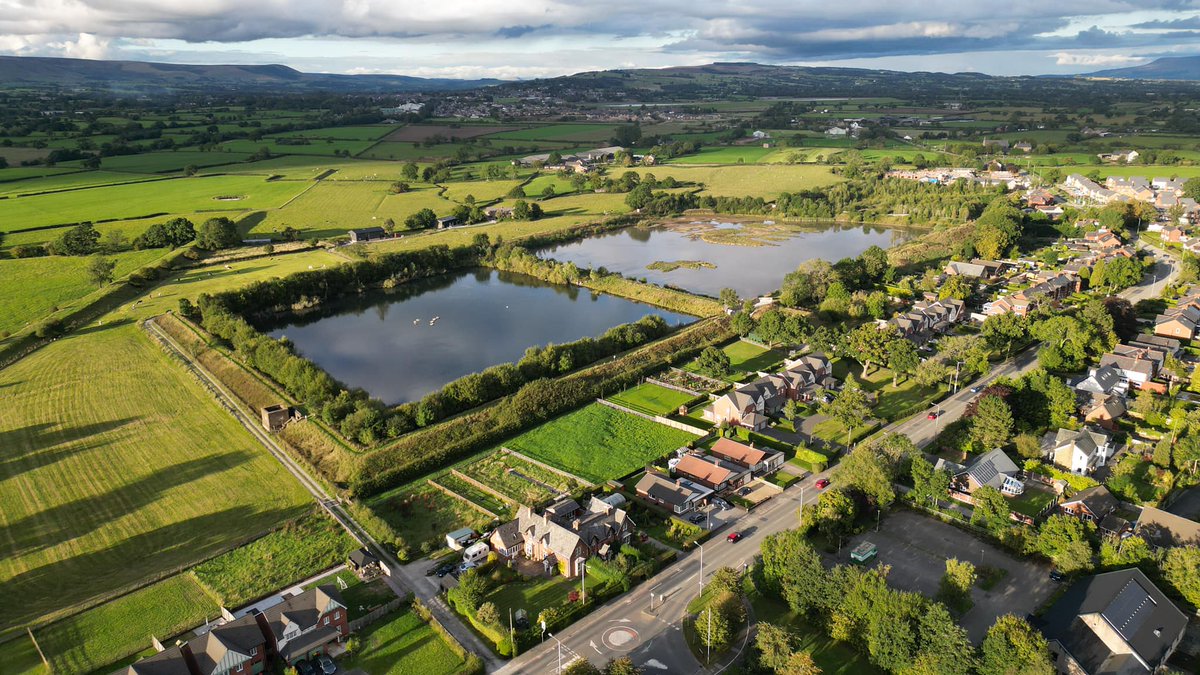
539,222,911,298
263,268,692,405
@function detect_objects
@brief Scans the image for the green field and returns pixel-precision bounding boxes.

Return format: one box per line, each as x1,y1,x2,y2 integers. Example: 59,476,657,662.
32,574,219,675
620,165,842,199
249,183,455,238
0,632,48,675
73,151,253,174
271,125,394,141
342,606,473,675
366,481,494,554
0,248,170,336
684,339,783,379
507,403,697,482
486,123,616,143
219,138,378,157
190,511,357,607
0,175,311,232
0,171,163,197
608,382,698,416
0,324,311,631
457,452,584,506
669,146,780,164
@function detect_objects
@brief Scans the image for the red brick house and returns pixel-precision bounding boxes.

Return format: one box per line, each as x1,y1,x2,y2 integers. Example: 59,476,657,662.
261,585,349,665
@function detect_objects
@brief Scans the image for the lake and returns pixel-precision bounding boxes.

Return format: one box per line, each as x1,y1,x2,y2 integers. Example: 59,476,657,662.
538,219,912,298
261,268,693,405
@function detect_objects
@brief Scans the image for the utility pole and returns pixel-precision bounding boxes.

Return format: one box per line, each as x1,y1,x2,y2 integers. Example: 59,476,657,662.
707,606,712,664
509,608,517,658
581,562,586,604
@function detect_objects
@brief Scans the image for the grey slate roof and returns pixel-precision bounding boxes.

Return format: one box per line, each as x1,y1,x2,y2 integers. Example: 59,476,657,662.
635,472,705,508
119,647,194,675
1076,365,1123,394
1135,507,1200,550
1064,485,1118,519
189,614,262,675
262,585,345,642
964,449,1019,490
1040,569,1187,673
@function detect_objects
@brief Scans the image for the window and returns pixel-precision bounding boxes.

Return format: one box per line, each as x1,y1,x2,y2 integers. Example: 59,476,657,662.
250,647,257,656
324,617,330,626
333,610,340,620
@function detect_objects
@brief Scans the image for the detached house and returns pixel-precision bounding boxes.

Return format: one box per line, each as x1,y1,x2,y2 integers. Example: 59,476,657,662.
1059,485,1119,524
188,614,268,675
1040,569,1187,675
1075,365,1125,397
1043,428,1113,475
1100,344,1165,392
709,437,784,476
1134,507,1200,552
489,497,634,578
635,472,712,514
672,454,751,493
778,353,837,402
704,376,785,431
944,449,1025,496
261,586,349,666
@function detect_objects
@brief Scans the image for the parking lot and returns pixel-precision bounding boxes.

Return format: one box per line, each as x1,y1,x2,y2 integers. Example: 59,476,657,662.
841,510,1055,641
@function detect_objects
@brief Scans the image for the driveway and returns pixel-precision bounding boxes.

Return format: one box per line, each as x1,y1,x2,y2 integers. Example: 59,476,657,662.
837,510,1055,641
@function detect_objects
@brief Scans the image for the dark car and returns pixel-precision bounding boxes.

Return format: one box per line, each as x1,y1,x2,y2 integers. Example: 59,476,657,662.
295,660,318,675
317,655,337,675
815,478,830,490
434,562,456,577
727,532,742,543
969,385,982,393
688,513,707,524
1049,569,1066,583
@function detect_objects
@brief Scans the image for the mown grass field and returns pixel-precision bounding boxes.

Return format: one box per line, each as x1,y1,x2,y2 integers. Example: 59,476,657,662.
190,511,357,607
249,181,391,239
608,382,698,416
620,164,842,199
342,606,473,675
684,339,783,378
669,146,779,164
32,574,219,675
507,403,697,482
0,248,170,336
272,125,394,141
0,632,48,675
0,324,311,632
485,123,616,143
0,175,311,232
220,138,378,157
74,151,252,174
440,179,525,203
0,171,163,197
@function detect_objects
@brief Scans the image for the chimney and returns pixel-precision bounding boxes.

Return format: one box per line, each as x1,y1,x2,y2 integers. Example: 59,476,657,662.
572,518,582,531
543,512,549,527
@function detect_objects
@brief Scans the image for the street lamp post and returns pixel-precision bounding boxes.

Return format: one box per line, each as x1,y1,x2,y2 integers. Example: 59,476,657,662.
548,633,566,674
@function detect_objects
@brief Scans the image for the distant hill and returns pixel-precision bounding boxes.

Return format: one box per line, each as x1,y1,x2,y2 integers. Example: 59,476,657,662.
1085,55,1200,81
0,55,501,93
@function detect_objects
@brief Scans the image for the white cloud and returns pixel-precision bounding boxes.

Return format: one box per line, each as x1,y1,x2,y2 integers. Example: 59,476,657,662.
1052,51,1147,66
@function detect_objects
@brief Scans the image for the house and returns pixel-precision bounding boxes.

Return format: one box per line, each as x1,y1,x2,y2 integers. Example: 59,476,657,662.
983,273,1078,317
1059,485,1119,524
704,375,787,430
635,471,712,514
348,548,382,579
1128,334,1181,358
488,497,634,577
1134,507,1200,551
825,126,849,136
1063,174,1121,204
436,216,461,229
672,454,751,493
1097,149,1140,164
1099,345,1162,390
1084,229,1123,250
1042,428,1113,475
1039,568,1187,675
348,227,386,243
261,586,349,665
982,138,1010,152
1014,142,1033,153
485,206,513,220
1027,190,1056,207
949,449,1025,495
445,527,476,551
117,646,196,675
188,613,268,675
1082,395,1127,430
1155,305,1200,341
709,437,784,476
778,353,837,401
1075,365,1125,396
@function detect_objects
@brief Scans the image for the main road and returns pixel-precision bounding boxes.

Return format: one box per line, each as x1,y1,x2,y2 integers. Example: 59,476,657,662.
497,243,1179,674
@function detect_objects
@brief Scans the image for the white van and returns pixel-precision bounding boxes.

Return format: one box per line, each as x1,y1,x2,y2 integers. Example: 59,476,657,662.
462,541,490,565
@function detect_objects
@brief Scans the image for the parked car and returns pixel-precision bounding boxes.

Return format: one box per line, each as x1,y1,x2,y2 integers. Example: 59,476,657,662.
815,478,830,490
317,655,337,675
458,560,478,574
969,385,982,393
926,411,939,420
434,562,457,577
688,513,706,524
727,532,742,543
713,498,731,510
296,660,318,675
737,486,752,496
1049,569,1066,583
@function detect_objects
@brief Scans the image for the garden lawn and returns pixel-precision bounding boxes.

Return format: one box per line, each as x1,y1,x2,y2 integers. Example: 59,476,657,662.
341,606,472,675
0,174,310,231
0,633,49,675
33,574,219,675
366,482,493,554
0,324,311,632
0,248,170,336
684,339,783,379
458,452,583,506
486,575,575,620
191,511,358,607
1008,487,1055,519
607,382,698,416
303,570,397,621
507,403,698,482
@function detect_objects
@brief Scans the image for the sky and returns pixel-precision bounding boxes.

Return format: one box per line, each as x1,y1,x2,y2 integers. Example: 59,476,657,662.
1,1,1200,80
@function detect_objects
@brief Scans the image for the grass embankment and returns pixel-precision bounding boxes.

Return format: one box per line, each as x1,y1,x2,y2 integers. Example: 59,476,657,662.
343,605,477,675
507,403,698,483
580,274,723,317
0,323,311,632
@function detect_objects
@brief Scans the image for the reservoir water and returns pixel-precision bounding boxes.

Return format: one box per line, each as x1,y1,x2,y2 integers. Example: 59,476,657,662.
538,220,912,298
261,268,693,405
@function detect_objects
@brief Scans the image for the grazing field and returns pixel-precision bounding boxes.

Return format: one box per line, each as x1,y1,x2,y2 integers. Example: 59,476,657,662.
32,574,219,675
342,606,473,675
458,452,584,506
507,403,697,482
0,166,75,183
0,175,310,232
0,324,311,631
0,248,170,336
79,151,252,174
0,171,161,197
384,124,517,142
219,138,378,157
440,179,525,203
620,164,842,199
608,382,699,416
669,146,780,164
249,181,391,239
357,141,479,161
486,123,616,143
367,481,493,553
190,511,357,607
272,125,394,141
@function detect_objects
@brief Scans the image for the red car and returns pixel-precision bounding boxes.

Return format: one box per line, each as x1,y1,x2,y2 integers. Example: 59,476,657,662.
727,532,742,543
815,478,830,490
926,411,939,420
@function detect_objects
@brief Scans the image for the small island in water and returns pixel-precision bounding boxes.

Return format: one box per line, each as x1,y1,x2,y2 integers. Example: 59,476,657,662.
646,259,718,272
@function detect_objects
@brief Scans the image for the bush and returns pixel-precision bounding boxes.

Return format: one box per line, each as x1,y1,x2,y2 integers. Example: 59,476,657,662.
12,244,48,258
35,317,64,338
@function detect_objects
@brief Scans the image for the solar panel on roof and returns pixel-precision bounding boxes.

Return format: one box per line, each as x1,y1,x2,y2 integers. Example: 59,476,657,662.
1103,579,1156,641
971,460,998,486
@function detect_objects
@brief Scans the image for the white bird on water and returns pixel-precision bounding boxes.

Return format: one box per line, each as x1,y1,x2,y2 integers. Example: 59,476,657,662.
413,319,420,325
430,316,440,325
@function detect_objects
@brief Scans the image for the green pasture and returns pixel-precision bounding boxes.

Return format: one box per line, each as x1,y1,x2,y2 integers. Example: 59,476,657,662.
607,382,698,416
219,138,378,157
485,123,616,143
619,164,841,199
507,403,696,482
342,606,473,675
66,151,253,174
0,324,311,631
0,175,311,232
270,125,394,141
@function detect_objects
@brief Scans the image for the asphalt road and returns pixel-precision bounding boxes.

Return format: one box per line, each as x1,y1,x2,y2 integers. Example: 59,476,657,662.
488,244,1183,674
